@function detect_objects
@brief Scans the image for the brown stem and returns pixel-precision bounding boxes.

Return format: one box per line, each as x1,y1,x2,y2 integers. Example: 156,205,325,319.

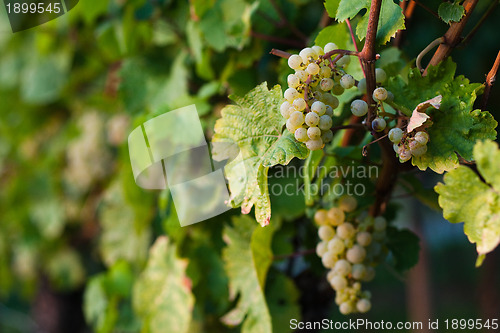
323,49,359,60
270,48,292,59
461,0,498,47
251,31,305,48
424,0,479,74
481,50,500,111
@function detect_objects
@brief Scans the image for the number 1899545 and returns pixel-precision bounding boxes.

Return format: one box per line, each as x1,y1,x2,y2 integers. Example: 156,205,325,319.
6,1,61,14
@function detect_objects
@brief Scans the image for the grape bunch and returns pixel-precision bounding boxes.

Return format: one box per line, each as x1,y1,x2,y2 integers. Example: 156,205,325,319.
314,196,388,315
281,43,355,151
389,128,429,162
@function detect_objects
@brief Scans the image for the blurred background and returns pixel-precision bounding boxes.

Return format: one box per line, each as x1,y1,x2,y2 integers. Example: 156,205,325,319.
0,0,499,332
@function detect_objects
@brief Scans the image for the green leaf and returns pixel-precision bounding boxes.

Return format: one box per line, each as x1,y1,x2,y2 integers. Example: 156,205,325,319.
267,274,301,333
435,140,500,257
386,227,420,272
387,58,497,173
314,24,350,50
438,1,465,24
84,275,119,333
221,215,274,333
324,0,341,19
336,0,405,45
212,82,309,226
133,237,194,333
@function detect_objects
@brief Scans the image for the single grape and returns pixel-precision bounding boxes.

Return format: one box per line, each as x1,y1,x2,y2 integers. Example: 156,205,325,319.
318,225,335,241
375,68,387,84
312,90,323,101
371,117,386,132
393,143,400,153
286,119,300,133
316,241,328,257
311,101,326,115
319,66,332,78
330,275,348,291
339,302,353,315
373,87,388,101
287,74,300,89
331,84,345,96
410,144,427,157
339,196,357,212
414,131,429,145
324,42,338,53
351,99,368,117
356,299,371,313
307,126,322,140
373,216,387,231
314,209,329,225
280,101,292,118
346,244,366,264
312,45,324,56
340,74,355,89
363,266,376,282
388,127,403,143
294,127,308,142
399,148,412,162
327,207,345,226
320,78,334,91
299,47,316,64
334,259,352,276
408,140,422,150
305,112,320,127
307,63,320,75
336,222,355,239
322,94,339,110
289,111,305,127
306,139,324,151
328,237,345,254
293,98,306,111
336,55,351,67
318,115,333,130
322,251,336,268
321,130,333,143
325,105,334,117
295,70,308,82
284,87,299,102
351,264,366,280
287,54,303,70
356,231,372,247
357,78,367,94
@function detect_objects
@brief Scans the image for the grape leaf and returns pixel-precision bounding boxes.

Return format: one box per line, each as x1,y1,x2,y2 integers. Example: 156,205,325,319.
335,0,405,45
221,215,275,333
438,1,465,24
133,237,194,333
435,140,500,259
212,82,309,226
324,0,341,19
266,273,301,333
386,227,420,272
387,58,497,173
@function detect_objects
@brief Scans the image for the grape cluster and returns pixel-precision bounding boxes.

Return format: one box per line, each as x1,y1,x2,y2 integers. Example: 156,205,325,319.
314,196,388,315
389,128,429,162
281,43,355,151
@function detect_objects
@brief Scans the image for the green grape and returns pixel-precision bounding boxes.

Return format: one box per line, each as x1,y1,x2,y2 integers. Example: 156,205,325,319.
339,196,357,212
371,117,386,132
293,98,306,111
322,251,336,268
295,69,308,82
280,102,292,118
319,65,331,78
340,74,355,89
336,55,351,67
346,244,366,264
356,298,371,313
388,127,403,143
318,225,335,241
316,241,328,257
337,222,355,239
324,42,338,53
307,126,321,140
330,275,348,291
399,148,412,162
411,144,427,157
357,78,367,94
306,138,324,151
393,143,400,153
328,237,345,254
311,101,326,115
386,90,394,102
321,129,333,143
320,78,334,91
350,99,368,117
287,74,300,89
288,54,303,70
312,45,324,56
334,259,352,276
375,68,387,84
339,301,353,315
299,47,316,64
363,266,376,282
318,115,332,130
286,119,301,133
351,264,366,280
305,112,320,127
307,63,320,75
284,87,299,101
414,131,429,145
314,209,329,225
294,127,308,142
289,111,305,127
325,105,334,117
327,207,345,226
356,231,372,247
331,84,345,96
373,87,388,101
322,94,339,109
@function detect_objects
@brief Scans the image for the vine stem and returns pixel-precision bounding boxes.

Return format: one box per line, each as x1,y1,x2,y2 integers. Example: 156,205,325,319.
270,48,291,59
424,0,479,74
481,50,500,111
